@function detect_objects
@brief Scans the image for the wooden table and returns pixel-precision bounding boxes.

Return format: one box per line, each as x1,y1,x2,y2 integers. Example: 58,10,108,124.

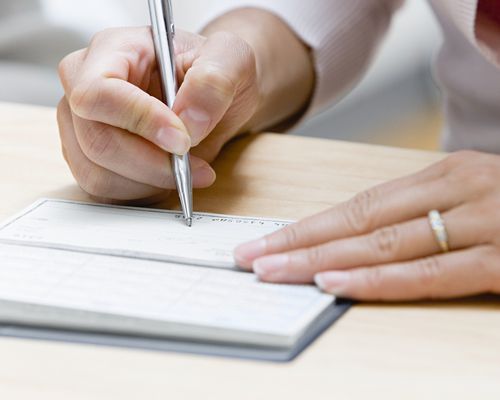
1,102,499,399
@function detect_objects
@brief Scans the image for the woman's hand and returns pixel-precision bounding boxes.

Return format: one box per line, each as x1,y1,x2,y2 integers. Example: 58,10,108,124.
235,151,500,301
57,27,257,202
57,9,314,203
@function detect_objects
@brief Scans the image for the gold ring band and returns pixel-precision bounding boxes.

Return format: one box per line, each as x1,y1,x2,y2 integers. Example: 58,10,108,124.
428,210,450,253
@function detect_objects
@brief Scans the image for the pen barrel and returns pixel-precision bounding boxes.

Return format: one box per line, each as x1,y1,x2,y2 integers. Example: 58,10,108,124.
172,153,193,219
148,0,177,108
148,0,193,223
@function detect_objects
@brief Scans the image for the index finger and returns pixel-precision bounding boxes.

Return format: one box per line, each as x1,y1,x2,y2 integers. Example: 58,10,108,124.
234,166,461,269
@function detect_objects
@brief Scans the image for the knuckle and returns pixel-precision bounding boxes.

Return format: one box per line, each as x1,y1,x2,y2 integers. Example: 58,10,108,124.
56,98,72,144
88,30,104,46
127,96,156,136
216,31,256,68
472,196,500,227
344,189,380,234
90,27,152,63
415,256,442,290
467,164,498,188
363,267,384,294
370,226,400,260
69,81,99,118
188,64,236,99
81,124,120,164
56,99,67,126
58,49,86,76
89,28,119,46
206,32,257,93
58,55,70,77
240,43,257,76
116,35,152,61
418,157,448,179
477,247,500,293
213,31,243,46
306,246,324,267
445,161,499,193
58,53,76,82
438,152,466,175
91,27,143,44
444,150,479,167
280,225,301,249
440,150,491,174
77,164,109,198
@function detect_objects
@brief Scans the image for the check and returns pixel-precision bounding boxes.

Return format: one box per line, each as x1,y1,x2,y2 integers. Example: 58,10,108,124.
0,199,343,361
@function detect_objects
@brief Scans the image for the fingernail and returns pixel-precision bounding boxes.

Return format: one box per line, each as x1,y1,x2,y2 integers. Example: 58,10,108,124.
234,239,267,268
179,108,211,146
156,127,191,155
315,272,350,296
253,254,289,277
192,165,216,187
190,157,207,169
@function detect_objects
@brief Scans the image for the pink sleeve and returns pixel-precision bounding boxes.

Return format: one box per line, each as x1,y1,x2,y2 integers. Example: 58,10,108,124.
435,0,477,40
200,0,403,116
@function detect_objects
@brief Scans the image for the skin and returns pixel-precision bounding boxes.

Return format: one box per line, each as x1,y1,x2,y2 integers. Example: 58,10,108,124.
59,7,500,301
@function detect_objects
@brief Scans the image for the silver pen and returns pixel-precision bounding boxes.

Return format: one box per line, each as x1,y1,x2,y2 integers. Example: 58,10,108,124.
148,0,193,227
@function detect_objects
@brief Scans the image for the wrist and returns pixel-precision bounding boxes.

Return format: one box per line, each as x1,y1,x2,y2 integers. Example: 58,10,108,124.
201,7,315,132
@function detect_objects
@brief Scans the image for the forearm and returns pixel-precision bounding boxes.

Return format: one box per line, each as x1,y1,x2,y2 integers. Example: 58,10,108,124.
201,7,315,132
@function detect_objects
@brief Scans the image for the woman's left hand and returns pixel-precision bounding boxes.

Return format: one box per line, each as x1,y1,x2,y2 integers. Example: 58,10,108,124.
234,151,500,301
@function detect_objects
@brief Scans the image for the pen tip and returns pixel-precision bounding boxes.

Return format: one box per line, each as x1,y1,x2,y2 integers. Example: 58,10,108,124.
186,218,192,227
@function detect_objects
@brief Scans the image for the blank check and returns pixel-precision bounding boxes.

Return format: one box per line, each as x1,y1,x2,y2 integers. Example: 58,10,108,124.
0,199,344,360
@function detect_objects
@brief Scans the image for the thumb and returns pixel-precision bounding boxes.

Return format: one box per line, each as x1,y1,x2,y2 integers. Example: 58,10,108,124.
173,31,258,146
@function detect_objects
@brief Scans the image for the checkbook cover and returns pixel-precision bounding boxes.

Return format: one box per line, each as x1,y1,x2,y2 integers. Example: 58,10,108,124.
0,300,351,363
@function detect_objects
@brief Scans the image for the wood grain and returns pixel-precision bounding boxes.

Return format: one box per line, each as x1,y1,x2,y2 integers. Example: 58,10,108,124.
0,102,499,400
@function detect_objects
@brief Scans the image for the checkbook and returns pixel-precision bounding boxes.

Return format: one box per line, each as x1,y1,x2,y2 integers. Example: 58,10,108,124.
0,199,350,361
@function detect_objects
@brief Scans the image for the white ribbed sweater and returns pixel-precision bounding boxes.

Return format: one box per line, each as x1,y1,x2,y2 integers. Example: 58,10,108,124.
1,1,498,153
203,0,500,154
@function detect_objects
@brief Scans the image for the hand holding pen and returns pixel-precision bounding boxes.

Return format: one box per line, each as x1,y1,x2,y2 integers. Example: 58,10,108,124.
56,9,311,205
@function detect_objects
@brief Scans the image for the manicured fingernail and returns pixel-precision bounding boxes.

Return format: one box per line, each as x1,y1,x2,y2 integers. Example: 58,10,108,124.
315,272,350,296
234,239,267,267
156,127,191,155
253,254,289,277
180,108,211,146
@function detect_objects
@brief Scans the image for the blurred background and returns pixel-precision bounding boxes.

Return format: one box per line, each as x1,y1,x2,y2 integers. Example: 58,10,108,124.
0,0,443,150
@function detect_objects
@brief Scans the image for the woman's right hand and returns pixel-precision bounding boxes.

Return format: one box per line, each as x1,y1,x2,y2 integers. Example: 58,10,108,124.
57,26,261,203
57,9,314,204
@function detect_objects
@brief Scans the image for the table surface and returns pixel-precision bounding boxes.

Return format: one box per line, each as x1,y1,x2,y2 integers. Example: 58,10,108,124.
1,102,499,399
